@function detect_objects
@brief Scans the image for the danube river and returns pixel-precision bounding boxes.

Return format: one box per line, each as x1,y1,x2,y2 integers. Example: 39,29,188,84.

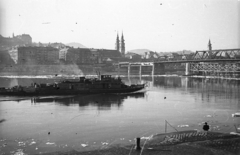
0,76,240,154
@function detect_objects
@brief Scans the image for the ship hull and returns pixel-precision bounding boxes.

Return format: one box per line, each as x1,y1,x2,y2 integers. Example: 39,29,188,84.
0,85,145,96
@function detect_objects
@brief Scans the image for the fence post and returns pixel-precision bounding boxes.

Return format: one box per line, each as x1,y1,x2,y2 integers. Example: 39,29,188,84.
135,137,141,150
165,120,167,133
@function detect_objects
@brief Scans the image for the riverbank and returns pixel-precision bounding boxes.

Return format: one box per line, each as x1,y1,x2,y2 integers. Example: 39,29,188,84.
43,130,240,155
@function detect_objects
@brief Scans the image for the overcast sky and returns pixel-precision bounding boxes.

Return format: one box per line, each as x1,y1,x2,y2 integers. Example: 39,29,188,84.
0,0,239,52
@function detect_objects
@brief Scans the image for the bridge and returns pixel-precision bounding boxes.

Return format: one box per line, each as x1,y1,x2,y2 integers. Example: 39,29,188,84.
117,48,240,77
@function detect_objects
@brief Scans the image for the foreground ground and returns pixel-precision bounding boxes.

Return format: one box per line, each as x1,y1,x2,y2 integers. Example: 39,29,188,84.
43,130,240,155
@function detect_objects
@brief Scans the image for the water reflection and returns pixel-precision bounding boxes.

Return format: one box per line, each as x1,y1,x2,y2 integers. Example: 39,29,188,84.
129,76,240,109
31,92,145,110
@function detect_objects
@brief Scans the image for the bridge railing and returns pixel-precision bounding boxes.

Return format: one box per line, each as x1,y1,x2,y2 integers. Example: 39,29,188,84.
193,49,240,60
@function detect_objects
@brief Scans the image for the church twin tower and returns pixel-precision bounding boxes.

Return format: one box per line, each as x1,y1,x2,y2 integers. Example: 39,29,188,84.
115,32,125,56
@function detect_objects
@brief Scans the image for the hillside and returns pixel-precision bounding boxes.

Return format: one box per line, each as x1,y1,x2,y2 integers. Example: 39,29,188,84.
66,42,86,48
158,50,194,56
127,49,152,55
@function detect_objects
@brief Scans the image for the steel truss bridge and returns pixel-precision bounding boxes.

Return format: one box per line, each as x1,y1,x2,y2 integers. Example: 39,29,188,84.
117,49,240,77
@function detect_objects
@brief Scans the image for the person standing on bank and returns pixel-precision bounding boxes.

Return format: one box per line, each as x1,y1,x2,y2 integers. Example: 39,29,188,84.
203,122,210,131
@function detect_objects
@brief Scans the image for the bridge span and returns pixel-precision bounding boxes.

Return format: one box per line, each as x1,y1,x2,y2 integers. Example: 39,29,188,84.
117,48,240,77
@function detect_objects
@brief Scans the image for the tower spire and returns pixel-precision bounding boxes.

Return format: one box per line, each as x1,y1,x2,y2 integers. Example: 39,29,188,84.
120,32,125,56
115,33,120,52
208,39,212,50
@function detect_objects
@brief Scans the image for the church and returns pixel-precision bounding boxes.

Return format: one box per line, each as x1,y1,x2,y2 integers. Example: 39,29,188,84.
115,32,125,56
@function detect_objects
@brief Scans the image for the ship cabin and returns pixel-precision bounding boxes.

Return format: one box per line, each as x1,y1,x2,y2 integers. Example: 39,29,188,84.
101,75,112,80
90,75,125,89
40,75,127,90
58,80,88,90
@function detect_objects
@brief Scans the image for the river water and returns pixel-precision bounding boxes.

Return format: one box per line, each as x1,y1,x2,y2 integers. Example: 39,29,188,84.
0,76,240,154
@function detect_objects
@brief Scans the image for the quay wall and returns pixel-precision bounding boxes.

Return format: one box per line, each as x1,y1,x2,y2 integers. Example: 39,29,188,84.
0,64,111,76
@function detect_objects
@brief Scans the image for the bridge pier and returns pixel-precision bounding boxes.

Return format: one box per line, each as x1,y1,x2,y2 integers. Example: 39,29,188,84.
185,63,190,76
128,64,131,77
152,64,154,76
118,64,120,76
139,65,142,77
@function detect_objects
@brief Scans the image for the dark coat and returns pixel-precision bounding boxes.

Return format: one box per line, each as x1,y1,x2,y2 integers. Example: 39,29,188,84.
203,124,209,131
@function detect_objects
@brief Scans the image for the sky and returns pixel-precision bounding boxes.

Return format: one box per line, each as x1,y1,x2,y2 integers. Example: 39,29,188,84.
0,0,239,52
